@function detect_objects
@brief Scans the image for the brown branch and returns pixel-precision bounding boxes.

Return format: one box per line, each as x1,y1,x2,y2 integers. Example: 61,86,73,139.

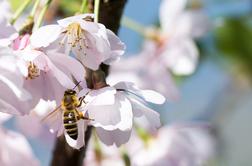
50,0,127,166
50,126,93,166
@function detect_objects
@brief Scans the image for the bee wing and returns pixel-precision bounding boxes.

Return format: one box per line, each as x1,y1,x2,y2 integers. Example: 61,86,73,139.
41,105,63,134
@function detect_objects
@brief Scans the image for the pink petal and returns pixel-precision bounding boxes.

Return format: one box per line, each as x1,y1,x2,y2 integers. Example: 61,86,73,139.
34,54,76,89
12,34,30,50
47,51,86,83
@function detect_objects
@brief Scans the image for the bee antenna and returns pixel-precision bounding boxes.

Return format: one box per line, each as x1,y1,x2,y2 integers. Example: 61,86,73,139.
73,81,82,90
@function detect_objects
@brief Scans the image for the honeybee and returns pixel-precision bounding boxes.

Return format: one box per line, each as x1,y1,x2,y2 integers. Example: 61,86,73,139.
42,83,92,140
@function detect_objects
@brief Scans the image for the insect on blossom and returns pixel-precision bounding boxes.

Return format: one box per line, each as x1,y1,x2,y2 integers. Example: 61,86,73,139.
79,82,165,147
41,81,165,149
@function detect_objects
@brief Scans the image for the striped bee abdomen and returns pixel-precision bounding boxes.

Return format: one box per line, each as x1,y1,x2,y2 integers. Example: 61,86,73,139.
63,110,78,140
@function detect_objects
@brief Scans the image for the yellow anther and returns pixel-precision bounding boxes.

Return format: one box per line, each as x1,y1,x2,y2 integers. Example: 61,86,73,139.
26,62,40,79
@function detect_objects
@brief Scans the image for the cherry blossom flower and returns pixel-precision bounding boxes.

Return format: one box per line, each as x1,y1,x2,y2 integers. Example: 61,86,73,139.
157,0,209,75
0,33,86,115
109,0,209,100
41,81,164,149
79,82,165,147
107,41,179,100
30,14,125,70
0,126,40,166
126,123,216,166
0,46,34,115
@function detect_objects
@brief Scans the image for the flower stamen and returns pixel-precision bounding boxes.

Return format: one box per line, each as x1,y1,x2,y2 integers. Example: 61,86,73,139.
65,23,88,49
27,62,40,79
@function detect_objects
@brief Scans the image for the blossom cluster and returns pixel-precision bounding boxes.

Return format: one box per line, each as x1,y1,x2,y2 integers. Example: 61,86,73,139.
0,0,166,150
108,0,209,100
84,123,216,166
0,0,215,165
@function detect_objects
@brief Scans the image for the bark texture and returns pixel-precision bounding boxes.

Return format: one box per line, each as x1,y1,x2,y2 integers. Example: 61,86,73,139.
51,0,127,166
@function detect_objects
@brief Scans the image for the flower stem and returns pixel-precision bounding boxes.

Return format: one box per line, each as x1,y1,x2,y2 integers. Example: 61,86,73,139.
80,0,88,14
33,0,53,30
10,0,32,24
121,16,147,36
94,0,100,22
30,0,41,17
120,147,131,166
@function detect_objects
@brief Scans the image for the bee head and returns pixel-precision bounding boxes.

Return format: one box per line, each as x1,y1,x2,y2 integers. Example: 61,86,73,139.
64,89,77,96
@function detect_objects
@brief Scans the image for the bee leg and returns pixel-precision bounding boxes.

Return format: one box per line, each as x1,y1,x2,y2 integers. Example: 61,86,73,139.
77,110,94,121
77,96,85,107
77,91,90,107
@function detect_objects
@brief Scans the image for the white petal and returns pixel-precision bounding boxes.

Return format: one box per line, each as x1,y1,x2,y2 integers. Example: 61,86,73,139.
159,0,187,32
79,21,100,33
107,45,179,101
39,54,75,89
47,51,86,83
140,90,166,104
18,49,40,62
162,37,199,75
72,31,103,70
130,97,161,130
57,14,94,27
0,99,21,115
65,120,87,149
103,29,126,65
0,72,31,100
88,93,133,131
0,17,18,46
30,24,62,48
175,11,210,38
114,82,166,104
84,86,116,106
96,128,131,147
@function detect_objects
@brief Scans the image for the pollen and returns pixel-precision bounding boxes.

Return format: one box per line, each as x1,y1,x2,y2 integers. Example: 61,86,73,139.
63,22,89,51
67,23,82,47
27,62,40,79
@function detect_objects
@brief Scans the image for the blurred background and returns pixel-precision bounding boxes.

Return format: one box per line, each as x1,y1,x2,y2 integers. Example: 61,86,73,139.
7,0,252,165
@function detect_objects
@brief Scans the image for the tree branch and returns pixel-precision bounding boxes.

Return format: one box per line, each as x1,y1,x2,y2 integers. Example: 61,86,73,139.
50,0,127,166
